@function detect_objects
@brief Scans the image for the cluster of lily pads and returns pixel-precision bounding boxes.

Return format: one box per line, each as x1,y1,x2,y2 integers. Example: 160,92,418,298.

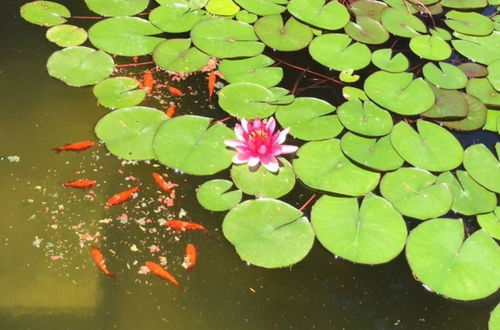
20,0,499,307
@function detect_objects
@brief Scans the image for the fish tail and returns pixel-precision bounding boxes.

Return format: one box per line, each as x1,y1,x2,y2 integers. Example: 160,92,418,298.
177,284,184,292
107,272,117,278
203,229,211,237
51,147,62,154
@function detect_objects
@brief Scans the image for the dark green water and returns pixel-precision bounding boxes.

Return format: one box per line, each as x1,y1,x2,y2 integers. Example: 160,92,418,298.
1,1,497,329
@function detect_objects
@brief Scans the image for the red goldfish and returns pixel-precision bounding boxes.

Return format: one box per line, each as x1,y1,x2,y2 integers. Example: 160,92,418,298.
105,186,140,208
141,70,155,95
91,246,116,278
152,172,178,194
208,71,217,100
52,141,95,153
165,103,177,118
145,261,183,291
166,85,184,97
165,220,209,235
182,243,197,271
63,179,97,189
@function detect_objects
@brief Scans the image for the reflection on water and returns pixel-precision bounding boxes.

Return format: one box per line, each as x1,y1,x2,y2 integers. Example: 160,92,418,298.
1,1,497,329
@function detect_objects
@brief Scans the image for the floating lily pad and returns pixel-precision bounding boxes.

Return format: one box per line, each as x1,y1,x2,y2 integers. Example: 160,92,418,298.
391,120,463,172
422,85,468,119
350,0,387,21
254,15,313,51
153,115,235,175
236,10,258,23
93,77,146,109
46,25,87,47
149,2,205,33
311,193,407,264
477,207,500,240
88,17,164,56
337,99,393,137
382,0,418,13
153,39,210,73
84,0,149,16
466,78,500,107
437,171,497,216
287,0,350,30
205,0,240,15
445,10,494,36
430,27,452,41
488,60,500,92
339,69,359,83
463,143,500,193
223,199,315,268
380,7,426,38
340,133,403,171
95,106,167,160
293,139,380,196
344,16,389,45
20,1,70,27
410,35,452,61
380,167,452,220
234,0,287,15
423,62,467,89
440,94,487,131
371,49,409,73
275,97,343,141
490,303,500,330
406,218,500,300
231,158,295,198
458,62,488,78
191,18,264,58
47,46,114,87
309,33,371,71
269,87,294,104
484,110,500,133
218,82,278,118
196,179,242,211
342,86,368,101
452,32,500,65
364,71,435,115
441,0,488,9
219,55,283,88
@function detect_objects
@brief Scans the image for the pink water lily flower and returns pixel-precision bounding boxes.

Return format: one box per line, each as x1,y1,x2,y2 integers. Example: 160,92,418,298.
224,117,298,173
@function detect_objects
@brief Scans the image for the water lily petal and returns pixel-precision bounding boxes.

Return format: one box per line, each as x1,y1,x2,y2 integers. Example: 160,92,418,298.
261,155,279,172
233,152,249,164
224,139,244,148
234,124,245,141
248,156,260,167
253,118,262,129
241,119,250,133
274,127,290,144
265,117,276,133
281,144,298,154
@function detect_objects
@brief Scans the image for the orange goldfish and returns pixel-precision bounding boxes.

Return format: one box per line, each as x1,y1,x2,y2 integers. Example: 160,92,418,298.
91,246,116,278
52,141,95,153
208,71,217,100
145,261,183,291
166,85,184,97
182,243,197,271
165,103,177,118
63,179,97,189
165,220,209,235
152,172,178,194
141,70,155,95
105,186,140,208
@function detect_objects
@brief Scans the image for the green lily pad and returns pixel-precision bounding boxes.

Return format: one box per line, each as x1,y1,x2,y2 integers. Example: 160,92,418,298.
440,94,487,131
430,27,452,41
293,139,380,196
467,78,500,107
422,86,468,119
422,62,468,89
231,158,295,198
441,0,488,9
380,167,453,220
339,69,359,83
236,10,258,23
484,110,500,133
463,143,500,193
337,99,393,137
406,218,500,300
458,62,488,78
46,46,114,87
437,171,497,216
218,82,278,119
342,86,368,101
275,97,343,141
269,87,294,104
84,0,149,16
93,77,146,109
390,120,464,172
380,7,426,38
364,71,435,115
287,0,350,31
148,2,205,33
46,25,87,47
205,0,240,15
95,106,167,160
234,0,287,15
350,0,387,21
254,15,313,52
153,115,235,175
382,0,418,13
219,55,283,88
490,303,500,330
88,17,164,56
309,33,371,71
344,16,389,45
371,49,409,73
409,35,452,61
311,193,407,265
452,31,500,65
445,10,494,36
488,59,500,92
191,18,264,58
153,39,210,73
477,207,500,240
196,179,242,211
340,133,404,172
20,1,70,27
223,199,315,268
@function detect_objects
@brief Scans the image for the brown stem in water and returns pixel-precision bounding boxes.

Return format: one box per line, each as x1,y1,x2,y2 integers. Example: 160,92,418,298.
270,56,345,86
298,193,318,212
291,70,306,96
115,61,155,68
71,15,103,20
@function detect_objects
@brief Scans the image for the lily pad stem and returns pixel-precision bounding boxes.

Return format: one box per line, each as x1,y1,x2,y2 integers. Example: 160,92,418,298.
270,56,345,86
299,193,317,212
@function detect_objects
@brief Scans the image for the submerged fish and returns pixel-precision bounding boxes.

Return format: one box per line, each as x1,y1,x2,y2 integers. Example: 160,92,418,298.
145,261,183,291
182,243,197,271
165,103,177,118
165,220,209,236
166,85,184,97
141,70,155,95
105,186,140,208
91,246,116,278
52,141,95,153
152,172,178,194
63,179,97,189
208,71,217,101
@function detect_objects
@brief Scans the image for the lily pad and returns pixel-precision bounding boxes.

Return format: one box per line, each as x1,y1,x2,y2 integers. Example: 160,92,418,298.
463,143,500,193
46,25,87,47
223,199,315,268
88,17,164,56
149,2,205,33
371,49,409,73
344,16,389,45
309,33,371,71
234,0,287,15
390,120,463,172
269,87,294,104
488,59,500,92
287,0,350,31
236,10,258,23
46,46,114,87
153,115,234,175
95,106,167,160
466,78,500,107
275,97,343,141
293,139,380,196
477,207,500,240
458,62,488,78
153,39,210,73
440,94,487,131
380,7,426,38
422,86,468,119
20,1,70,27
382,0,418,13
254,15,313,52
364,71,435,115
409,35,452,61
191,18,264,58
337,99,393,137
445,10,494,36
339,69,359,83
406,218,500,300
441,0,488,9
84,0,149,16
196,179,242,211
490,303,500,330
93,77,146,109
437,171,497,216
231,158,295,198
219,55,283,88
218,82,278,119
349,0,387,21
452,31,500,65
311,193,407,264
430,27,452,41
380,167,453,220
205,0,240,16
342,87,368,101
422,62,467,89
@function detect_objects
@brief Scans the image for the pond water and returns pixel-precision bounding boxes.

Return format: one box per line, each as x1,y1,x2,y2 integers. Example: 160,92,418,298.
1,1,498,329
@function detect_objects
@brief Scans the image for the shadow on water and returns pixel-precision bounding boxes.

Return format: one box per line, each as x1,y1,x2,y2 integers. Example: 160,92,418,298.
0,1,497,329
